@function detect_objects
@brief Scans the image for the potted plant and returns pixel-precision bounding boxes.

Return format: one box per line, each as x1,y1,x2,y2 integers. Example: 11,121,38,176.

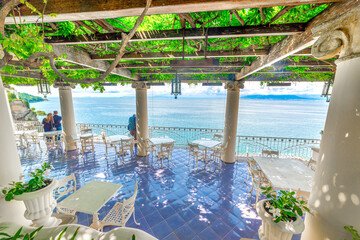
256,186,310,240
1,163,61,227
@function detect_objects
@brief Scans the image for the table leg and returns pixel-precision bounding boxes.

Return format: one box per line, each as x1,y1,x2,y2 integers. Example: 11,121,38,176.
90,213,101,230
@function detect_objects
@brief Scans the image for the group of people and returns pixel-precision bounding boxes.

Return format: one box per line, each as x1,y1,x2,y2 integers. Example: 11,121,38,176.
42,111,62,132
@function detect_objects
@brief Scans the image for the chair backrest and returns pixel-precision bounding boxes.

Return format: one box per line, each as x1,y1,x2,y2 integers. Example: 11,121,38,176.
101,130,108,144
54,174,77,202
161,142,174,151
262,150,279,158
213,134,223,141
121,139,133,148
81,128,92,134
188,143,199,151
121,182,138,220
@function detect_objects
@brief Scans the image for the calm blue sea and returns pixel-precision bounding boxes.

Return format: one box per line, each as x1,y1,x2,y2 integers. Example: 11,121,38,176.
31,96,329,139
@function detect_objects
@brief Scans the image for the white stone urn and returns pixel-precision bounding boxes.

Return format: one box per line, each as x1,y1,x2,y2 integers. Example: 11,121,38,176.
256,199,305,240
14,179,61,227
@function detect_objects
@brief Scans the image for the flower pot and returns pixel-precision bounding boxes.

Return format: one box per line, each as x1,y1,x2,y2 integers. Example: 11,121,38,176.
14,179,61,227
256,199,305,240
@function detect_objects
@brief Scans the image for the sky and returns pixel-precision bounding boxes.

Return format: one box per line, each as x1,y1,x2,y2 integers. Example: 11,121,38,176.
13,81,325,98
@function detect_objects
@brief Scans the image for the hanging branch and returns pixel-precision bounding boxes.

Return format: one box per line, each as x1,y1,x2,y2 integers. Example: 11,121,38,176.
0,0,153,84
259,8,266,24
269,6,293,24
230,10,245,26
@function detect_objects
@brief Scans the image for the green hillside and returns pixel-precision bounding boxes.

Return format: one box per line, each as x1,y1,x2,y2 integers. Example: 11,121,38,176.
18,93,44,103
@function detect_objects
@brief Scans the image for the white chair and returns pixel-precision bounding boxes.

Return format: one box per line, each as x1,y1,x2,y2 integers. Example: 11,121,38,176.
157,142,175,168
248,156,270,204
99,182,139,231
187,142,204,169
143,138,157,163
210,144,225,169
101,130,117,156
80,129,95,154
54,174,77,215
261,149,279,158
25,132,42,152
117,138,134,163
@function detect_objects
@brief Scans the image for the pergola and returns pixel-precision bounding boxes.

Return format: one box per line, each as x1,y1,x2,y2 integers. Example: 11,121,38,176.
0,0,359,239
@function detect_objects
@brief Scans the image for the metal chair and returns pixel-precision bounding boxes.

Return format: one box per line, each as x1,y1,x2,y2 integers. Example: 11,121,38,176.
117,138,134,163
187,142,204,169
99,182,139,231
261,149,279,158
101,130,117,156
25,131,42,152
157,142,175,168
248,156,270,204
54,174,77,216
210,144,225,169
143,138,157,163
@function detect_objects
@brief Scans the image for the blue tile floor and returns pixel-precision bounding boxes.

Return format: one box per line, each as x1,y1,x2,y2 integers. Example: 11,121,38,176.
18,144,301,240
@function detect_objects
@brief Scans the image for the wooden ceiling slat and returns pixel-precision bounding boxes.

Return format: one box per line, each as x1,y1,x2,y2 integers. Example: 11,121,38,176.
46,23,305,45
5,0,344,24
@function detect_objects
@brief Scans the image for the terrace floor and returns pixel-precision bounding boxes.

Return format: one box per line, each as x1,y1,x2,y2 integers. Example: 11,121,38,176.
19,144,301,240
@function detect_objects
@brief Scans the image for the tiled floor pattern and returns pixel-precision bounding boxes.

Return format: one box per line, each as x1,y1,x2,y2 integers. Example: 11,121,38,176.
19,144,301,240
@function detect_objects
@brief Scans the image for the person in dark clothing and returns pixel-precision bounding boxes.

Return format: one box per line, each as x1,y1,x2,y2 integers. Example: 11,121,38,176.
128,114,136,140
42,113,54,132
53,110,62,131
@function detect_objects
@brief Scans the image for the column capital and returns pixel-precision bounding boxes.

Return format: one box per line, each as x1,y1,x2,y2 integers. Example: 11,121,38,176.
224,81,244,91
53,82,76,89
132,81,150,90
311,7,360,63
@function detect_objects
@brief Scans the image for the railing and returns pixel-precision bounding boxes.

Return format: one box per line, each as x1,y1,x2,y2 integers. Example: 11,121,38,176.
236,136,320,160
14,121,320,160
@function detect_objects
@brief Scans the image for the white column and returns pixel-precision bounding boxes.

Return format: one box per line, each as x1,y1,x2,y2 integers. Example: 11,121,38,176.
132,81,150,156
222,81,244,163
0,76,29,225
58,85,77,151
302,9,360,239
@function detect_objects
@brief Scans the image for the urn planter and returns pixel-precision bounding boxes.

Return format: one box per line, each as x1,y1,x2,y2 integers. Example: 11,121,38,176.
256,199,305,240
14,179,61,227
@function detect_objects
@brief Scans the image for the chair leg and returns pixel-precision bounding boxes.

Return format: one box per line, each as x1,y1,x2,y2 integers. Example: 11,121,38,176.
133,209,140,226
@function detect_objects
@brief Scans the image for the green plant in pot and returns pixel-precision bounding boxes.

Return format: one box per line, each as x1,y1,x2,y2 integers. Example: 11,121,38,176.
256,186,310,240
1,163,61,227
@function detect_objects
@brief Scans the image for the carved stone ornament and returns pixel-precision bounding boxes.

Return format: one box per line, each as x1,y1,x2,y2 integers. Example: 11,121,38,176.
311,30,349,60
311,7,360,62
225,81,244,91
132,81,150,90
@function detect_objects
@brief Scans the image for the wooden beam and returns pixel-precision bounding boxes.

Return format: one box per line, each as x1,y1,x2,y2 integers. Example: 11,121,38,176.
116,59,333,68
45,23,305,45
91,48,311,61
139,68,334,75
5,0,344,24
0,71,45,80
235,0,359,80
51,45,136,79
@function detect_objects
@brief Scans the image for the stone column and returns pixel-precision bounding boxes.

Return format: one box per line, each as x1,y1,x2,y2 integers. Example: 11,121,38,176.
132,81,150,156
57,84,78,151
222,81,244,163
302,8,360,240
0,76,29,225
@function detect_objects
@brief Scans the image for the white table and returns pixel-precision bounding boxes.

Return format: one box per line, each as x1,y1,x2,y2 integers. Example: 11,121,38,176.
57,180,122,229
192,139,221,163
149,137,175,145
43,130,62,137
253,156,315,193
109,135,131,143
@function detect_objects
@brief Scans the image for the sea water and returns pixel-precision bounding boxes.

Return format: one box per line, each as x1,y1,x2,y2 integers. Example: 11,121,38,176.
31,96,329,139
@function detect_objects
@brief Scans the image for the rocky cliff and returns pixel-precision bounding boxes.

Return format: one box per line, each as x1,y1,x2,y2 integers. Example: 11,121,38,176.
10,99,37,121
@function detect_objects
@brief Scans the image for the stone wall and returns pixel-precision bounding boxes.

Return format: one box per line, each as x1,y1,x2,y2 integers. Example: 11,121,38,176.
10,100,37,121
